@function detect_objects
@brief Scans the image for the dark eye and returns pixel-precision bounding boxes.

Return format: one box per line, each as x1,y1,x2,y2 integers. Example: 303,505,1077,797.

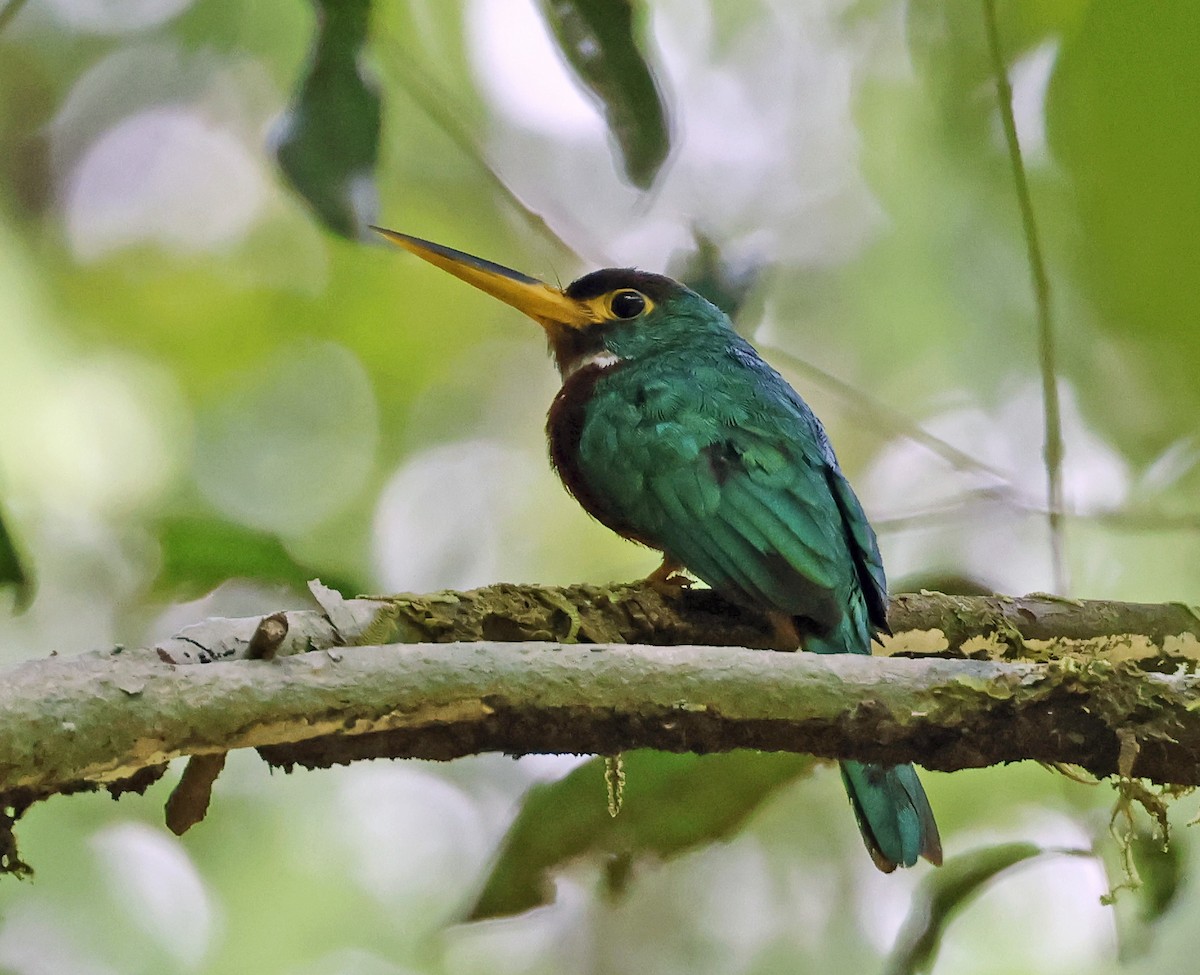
609,290,646,319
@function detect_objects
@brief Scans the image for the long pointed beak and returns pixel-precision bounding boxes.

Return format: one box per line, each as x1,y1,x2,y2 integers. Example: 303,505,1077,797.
372,228,595,330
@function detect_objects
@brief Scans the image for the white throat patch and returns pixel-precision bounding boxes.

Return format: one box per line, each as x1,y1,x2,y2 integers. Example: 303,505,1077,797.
563,349,623,379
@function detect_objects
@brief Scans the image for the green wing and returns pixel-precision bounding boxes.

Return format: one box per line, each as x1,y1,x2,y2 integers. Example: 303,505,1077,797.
577,362,865,639
823,458,890,634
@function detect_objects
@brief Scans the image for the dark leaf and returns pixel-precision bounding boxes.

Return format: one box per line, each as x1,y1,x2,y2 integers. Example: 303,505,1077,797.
275,0,381,238
892,572,995,598
673,233,763,321
155,515,362,600
0,507,31,611
468,750,813,921
1114,829,1186,960
1130,830,1183,925
886,843,1088,975
538,0,671,189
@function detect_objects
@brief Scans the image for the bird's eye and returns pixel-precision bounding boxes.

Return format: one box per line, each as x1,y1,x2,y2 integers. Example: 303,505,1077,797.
609,290,647,320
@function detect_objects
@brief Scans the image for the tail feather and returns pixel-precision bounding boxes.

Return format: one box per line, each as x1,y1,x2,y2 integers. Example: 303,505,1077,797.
799,603,941,870
840,760,942,871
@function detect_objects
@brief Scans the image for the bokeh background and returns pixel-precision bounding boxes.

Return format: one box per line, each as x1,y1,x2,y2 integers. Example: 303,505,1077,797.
2,0,1200,972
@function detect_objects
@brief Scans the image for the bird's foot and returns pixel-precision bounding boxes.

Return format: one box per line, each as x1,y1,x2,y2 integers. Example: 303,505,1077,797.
766,611,802,652
644,557,693,599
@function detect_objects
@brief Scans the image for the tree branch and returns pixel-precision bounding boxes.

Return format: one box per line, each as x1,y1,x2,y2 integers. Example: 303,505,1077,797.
2,581,1199,873
155,581,1200,666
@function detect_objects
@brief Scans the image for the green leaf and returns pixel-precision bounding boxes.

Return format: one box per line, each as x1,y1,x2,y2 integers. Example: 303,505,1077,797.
1046,3,1200,459
1130,830,1183,925
537,0,671,189
467,749,813,921
0,507,31,611
155,515,362,600
886,843,1086,975
1108,829,1186,961
275,0,381,238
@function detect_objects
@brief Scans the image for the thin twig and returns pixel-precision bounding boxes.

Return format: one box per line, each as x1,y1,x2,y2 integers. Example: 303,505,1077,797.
983,0,1067,593
871,490,1029,533
375,40,602,266
874,490,1200,536
765,344,1019,492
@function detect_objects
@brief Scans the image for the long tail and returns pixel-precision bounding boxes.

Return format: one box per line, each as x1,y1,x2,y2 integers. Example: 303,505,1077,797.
840,760,942,872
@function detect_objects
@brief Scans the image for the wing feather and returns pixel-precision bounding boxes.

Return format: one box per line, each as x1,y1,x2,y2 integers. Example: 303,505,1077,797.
573,342,883,640
634,430,848,628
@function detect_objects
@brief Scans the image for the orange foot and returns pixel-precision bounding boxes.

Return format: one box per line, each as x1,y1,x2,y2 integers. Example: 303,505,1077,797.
765,610,802,651
644,556,693,598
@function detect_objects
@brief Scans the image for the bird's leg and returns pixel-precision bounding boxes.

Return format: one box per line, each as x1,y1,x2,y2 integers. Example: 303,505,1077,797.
644,555,693,597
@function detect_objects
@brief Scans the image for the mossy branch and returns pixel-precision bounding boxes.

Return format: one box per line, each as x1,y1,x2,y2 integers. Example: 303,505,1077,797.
2,581,1200,873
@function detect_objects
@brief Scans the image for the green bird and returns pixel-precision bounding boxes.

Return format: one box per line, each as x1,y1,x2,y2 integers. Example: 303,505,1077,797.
376,228,942,872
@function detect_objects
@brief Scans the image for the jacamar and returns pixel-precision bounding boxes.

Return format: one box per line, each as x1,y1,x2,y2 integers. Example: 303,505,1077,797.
375,228,942,871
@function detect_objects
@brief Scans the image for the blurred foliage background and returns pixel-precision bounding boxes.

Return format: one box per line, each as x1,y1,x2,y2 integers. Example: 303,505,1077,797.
2,0,1200,972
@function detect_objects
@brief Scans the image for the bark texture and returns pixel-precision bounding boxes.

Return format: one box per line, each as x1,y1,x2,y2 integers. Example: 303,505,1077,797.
2,581,1199,874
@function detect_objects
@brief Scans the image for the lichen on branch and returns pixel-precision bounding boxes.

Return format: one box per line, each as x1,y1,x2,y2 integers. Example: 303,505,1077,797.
0,580,1198,876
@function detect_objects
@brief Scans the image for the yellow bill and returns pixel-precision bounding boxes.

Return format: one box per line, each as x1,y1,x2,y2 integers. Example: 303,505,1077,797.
372,227,596,330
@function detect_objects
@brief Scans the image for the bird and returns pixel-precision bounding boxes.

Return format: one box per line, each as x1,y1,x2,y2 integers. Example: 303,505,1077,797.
374,227,942,872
